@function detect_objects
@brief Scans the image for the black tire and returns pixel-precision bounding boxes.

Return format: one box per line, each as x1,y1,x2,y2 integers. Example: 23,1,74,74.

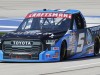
60,41,67,61
94,37,100,56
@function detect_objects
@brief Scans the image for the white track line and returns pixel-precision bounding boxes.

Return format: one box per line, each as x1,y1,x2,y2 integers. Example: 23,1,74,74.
0,26,18,28
62,62,100,69
0,30,14,32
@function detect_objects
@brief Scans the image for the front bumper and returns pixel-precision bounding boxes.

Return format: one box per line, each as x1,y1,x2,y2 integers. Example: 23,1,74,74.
0,50,60,62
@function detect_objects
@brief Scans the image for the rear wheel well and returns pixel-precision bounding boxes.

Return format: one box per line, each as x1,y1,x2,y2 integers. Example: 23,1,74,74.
60,40,67,61
94,36,100,55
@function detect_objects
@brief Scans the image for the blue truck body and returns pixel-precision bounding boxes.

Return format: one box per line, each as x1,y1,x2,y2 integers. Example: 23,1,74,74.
0,9,100,62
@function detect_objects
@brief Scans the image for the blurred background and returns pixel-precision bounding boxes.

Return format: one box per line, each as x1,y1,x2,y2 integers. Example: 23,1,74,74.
0,0,100,33
0,0,100,18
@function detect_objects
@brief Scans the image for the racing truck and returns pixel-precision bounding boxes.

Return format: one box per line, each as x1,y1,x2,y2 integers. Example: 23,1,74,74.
0,9,100,62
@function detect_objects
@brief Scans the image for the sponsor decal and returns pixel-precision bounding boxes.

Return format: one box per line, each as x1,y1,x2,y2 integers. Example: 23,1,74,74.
12,41,32,45
9,30,41,35
52,52,59,58
46,54,50,58
68,32,77,51
26,13,72,19
88,49,94,54
46,40,56,45
53,47,59,50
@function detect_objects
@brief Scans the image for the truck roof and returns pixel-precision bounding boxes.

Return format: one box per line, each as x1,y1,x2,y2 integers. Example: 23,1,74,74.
30,9,80,14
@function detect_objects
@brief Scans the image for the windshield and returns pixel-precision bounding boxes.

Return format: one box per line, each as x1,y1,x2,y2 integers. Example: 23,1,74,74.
17,17,71,32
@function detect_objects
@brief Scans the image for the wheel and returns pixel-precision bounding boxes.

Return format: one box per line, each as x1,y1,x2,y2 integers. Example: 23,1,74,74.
60,41,67,61
94,37,100,56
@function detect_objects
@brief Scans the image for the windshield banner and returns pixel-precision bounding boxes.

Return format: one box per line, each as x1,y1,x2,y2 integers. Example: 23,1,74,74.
26,13,72,19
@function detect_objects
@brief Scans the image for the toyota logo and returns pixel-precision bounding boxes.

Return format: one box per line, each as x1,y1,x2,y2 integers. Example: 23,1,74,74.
12,41,32,45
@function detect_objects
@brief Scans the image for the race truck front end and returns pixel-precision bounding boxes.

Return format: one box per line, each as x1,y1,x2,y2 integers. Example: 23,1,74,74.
0,9,72,62
0,31,61,62
0,31,63,62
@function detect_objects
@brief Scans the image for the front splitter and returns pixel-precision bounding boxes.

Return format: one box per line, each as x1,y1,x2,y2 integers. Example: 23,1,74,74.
0,59,59,63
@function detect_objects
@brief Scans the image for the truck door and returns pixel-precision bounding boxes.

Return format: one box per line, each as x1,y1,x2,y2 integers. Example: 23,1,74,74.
70,13,86,54
70,13,94,57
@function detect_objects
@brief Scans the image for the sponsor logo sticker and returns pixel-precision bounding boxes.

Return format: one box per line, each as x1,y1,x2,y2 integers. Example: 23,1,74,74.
26,13,72,19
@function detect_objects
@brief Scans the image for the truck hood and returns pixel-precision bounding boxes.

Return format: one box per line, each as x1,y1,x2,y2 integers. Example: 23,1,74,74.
2,30,62,40
2,29,67,40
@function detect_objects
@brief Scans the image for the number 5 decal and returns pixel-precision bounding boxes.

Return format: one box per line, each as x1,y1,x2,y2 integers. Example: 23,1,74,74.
77,33,85,53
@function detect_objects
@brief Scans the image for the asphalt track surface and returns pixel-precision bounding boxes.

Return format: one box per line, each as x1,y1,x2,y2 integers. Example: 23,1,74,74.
0,0,100,75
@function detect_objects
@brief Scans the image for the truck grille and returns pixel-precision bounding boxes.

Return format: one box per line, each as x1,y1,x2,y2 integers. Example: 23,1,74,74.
2,40,43,60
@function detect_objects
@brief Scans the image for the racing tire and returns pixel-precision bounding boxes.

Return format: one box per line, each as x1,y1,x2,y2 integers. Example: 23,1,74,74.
60,41,67,61
94,37,100,56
